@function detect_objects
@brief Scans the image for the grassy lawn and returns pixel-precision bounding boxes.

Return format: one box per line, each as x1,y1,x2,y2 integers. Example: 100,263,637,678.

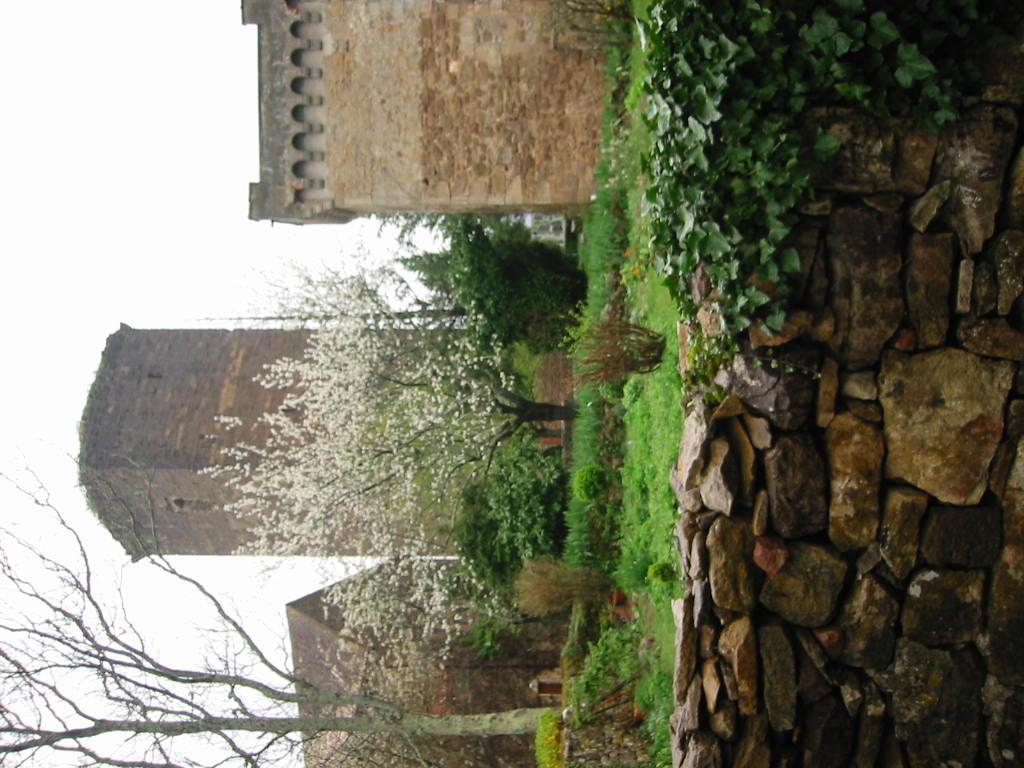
558,2,684,761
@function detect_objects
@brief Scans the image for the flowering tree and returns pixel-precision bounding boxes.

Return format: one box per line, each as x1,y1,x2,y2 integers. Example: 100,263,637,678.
219,265,573,562
0,476,551,767
214,264,575,666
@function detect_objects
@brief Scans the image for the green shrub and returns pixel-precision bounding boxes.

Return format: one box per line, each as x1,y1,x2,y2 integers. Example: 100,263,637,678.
402,217,585,352
568,623,642,724
535,710,565,768
635,669,673,767
645,560,676,586
460,615,518,660
452,432,568,590
572,464,607,502
614,533,654,594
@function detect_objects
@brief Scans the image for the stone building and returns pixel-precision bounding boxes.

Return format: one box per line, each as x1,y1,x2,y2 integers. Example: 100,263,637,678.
286,563,565,768
243,0,606,224
79,325,313,559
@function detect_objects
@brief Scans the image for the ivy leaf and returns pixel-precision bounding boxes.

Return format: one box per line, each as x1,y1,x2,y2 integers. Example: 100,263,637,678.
835,81,871,105
803,8,840,46
834,32,855,56
744,286,772,308
717,33,740,61
765,308,787,332
780,247,802,274
868,12,900,49
833,0,865,11
846,19,867,40
692,85,723,123
703,229,731,258
814,130,842,160
896,43,938,83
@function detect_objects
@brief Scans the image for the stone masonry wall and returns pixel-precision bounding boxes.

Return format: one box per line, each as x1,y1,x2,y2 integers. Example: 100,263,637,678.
322,0,605,213
244,0,606,223
669,39,1024,768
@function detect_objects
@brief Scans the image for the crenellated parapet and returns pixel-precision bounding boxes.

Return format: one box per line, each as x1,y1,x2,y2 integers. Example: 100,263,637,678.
244,0,353,223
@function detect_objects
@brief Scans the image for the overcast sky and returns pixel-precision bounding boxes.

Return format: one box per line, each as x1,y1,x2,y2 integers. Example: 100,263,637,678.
0,1,408,749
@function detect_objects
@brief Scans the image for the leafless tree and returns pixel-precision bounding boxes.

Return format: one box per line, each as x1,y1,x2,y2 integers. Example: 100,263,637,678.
0,475,550,768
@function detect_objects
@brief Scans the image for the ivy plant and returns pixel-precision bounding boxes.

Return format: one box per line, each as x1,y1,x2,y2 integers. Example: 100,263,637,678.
640,0,1002,385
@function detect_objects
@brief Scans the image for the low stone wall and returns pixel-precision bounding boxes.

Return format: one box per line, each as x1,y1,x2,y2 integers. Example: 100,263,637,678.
670,59,1024,767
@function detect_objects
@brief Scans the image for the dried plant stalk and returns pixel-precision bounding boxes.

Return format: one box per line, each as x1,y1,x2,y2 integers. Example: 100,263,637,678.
515,557,610,617
574,319,664,386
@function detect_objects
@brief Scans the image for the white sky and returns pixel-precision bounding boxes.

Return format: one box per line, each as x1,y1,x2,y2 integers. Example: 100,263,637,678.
0,2,419,756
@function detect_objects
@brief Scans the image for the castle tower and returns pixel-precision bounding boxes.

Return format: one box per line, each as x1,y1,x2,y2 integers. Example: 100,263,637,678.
243,0,607,224
286,563,566,767
79,325,315,559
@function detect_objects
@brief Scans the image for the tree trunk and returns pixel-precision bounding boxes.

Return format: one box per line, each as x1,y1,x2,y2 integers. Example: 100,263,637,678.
494,388,576,424
9,708,554,753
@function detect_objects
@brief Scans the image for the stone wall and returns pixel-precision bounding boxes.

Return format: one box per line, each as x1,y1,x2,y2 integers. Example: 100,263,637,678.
243,0,606,223
287,566,566,767
669,56,1024,767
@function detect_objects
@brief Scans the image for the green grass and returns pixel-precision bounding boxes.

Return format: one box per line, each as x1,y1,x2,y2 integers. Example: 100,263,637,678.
615,4,682,762
563,41,632,573
560,6,682,765
617,274,682,768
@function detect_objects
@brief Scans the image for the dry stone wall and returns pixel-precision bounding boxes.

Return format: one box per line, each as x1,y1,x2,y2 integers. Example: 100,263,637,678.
670,66,1024,767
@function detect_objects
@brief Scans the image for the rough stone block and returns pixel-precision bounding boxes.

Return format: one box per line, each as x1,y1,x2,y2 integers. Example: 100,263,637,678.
816,357,839,427
1008,149,1024,229
802,694,855,768
673,596,697,706
990,440,1024,684
760,542,847,627
893,121,938,196
826,413,884,552
837,575,899,671
827,207,904,369
957,316,1024,361
903,568,985,646
994,230,1024,316
759,624,796,732
879,348,1014,505
879,487,928,580
699,437,738,515
809,108,895,193
936,106,1019,254
904,233,955,348
714,346,819,430
878,640,984,768
707,517,757,614
920,505,1002,567
718,616,758,716
764,434,828,538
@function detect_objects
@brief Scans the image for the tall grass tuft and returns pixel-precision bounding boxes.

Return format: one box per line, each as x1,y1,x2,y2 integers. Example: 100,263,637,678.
515,558,610,617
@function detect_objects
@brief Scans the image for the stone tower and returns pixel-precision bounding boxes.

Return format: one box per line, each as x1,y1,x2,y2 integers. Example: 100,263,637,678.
243,0,607,224
79,325,314,559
